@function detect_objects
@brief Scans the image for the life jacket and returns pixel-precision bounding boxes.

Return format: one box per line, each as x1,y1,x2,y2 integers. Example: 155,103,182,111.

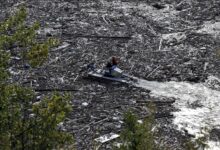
110,66,123,77
110,65,117,70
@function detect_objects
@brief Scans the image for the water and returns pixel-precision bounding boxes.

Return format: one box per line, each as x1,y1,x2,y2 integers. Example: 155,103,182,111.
134,77,220,149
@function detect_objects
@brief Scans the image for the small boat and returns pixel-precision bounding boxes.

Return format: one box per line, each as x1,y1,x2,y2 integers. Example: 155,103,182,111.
87,64,137,84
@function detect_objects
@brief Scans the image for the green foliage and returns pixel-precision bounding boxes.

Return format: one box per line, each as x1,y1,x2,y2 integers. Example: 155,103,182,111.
0,6,59,67
0,6,27,33
31,93,73,149
184,136,208,150
27,38,59,67
183,130,209,150
0,6,73,150
0,85,34,149
118,109,157,150
117,103,210,150
0,85,73,149
0,50,10,82
0,6,27,48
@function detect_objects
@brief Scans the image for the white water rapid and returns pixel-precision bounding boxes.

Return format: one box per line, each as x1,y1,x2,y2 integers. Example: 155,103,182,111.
134,77,220,149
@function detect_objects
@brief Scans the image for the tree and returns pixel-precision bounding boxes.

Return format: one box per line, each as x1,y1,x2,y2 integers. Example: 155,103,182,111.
183,129,209,150
117,104,209,150
0,6,73,150
117,103,158,150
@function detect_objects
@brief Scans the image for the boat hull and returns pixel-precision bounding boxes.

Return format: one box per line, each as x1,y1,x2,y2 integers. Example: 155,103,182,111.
87,69,136,84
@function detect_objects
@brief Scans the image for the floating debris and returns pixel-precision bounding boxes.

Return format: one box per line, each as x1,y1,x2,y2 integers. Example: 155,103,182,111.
82,102,88,106
94,133,120,144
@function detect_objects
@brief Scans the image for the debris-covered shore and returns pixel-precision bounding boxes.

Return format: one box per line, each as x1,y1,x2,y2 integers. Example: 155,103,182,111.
1,0,220,149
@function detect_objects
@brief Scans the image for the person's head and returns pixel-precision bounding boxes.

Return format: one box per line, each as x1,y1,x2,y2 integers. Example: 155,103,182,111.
112,56,119,65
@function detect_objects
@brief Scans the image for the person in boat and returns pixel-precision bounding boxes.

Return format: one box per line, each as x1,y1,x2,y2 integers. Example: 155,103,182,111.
105,56,123,77
87,62,95,71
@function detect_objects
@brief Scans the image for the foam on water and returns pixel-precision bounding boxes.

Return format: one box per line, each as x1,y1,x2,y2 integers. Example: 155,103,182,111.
134,78,220,149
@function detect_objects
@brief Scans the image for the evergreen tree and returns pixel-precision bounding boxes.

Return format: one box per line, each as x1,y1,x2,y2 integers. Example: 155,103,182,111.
118,106,157,150
118,105,208,150
0,6,73,150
